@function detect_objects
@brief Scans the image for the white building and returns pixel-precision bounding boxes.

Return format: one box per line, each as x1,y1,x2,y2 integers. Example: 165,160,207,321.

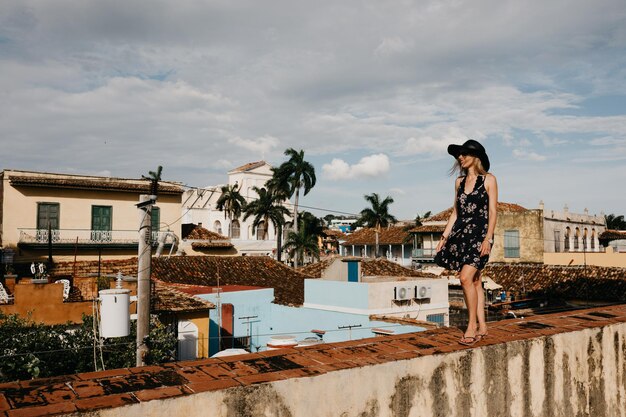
181,161,292,256
542,202,605,253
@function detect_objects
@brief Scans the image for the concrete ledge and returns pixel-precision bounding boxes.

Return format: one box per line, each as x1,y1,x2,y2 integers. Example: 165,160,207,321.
1,304,626,416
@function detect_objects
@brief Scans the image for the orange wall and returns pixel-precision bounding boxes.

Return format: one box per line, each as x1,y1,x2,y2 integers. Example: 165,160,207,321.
0,282,94,324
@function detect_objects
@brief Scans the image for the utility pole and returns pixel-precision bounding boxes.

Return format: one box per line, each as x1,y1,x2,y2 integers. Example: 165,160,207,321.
136,194,153,366
136,166,161,367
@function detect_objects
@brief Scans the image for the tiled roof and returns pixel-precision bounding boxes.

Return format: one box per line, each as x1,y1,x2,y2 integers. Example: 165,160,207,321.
361,258,435,278
185,226,229,241
2,304,624,416
50,257,312,306
229,161,267,173
152,257,311,306
410,224,446,233
184,226,234,249
342,226,410,246
423,202,527,224
298,258,335,278
322,229,348,239
599,229,626,241
152,281,214,313
9,175,183,195
298,257,435,278
483,263,626,302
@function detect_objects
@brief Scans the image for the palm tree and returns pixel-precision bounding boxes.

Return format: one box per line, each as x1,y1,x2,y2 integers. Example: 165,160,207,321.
605,213,626,230
283,228,320,267
215,183,246,237
358,193,397,257
415,211,432,227
273,148,316,234
242,187,290,259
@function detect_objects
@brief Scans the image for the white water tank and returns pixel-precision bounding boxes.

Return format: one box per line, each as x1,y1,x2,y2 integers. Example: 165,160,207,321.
99,289,131,338
267,335,298,350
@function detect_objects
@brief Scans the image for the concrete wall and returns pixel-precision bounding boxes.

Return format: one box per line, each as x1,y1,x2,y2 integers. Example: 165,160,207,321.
78,320,626,417
490,209,543,264
544,249,626,267
320,258,361,281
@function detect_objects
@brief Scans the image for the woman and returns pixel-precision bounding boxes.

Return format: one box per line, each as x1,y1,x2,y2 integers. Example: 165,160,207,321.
435,139,498,346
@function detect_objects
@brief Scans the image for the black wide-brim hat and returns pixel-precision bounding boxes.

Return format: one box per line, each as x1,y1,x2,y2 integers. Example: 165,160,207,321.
447,139,490,172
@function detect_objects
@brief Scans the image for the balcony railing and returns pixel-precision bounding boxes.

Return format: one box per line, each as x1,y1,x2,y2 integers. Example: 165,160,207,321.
18,228,163,246
411,248,436,258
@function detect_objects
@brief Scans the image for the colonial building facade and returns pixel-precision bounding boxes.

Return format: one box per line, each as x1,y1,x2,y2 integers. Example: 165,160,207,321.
0,169,183,263
181,161,293,257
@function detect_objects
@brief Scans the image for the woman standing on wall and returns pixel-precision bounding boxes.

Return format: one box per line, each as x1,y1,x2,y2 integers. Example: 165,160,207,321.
435,139,498,346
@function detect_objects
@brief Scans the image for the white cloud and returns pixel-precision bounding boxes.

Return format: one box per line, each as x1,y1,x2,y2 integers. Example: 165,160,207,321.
404,136,449,155
322,154,390,180
389,187,406,195
228,135,279,156
512,149,547,161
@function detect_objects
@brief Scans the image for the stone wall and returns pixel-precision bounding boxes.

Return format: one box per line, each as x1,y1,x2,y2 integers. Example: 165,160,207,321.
490,209,543,264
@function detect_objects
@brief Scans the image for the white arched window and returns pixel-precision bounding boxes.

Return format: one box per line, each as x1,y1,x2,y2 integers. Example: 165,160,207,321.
564,227,571,251
574,227,580,250
231,220,241,239
591,229,596,250
257,221,268,240
214,220,222,235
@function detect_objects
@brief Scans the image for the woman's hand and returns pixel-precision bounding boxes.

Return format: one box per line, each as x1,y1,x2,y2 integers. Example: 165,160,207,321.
480,239,492,257
435,236,447,253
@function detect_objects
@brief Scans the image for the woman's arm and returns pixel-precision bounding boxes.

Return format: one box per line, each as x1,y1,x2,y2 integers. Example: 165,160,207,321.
436,177,462,252
480,174,498,256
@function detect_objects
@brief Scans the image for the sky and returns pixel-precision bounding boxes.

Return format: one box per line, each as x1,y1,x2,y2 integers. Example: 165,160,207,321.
1,0,625,220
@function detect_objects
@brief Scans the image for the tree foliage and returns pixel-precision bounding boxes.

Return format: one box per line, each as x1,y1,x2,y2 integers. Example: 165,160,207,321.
0,312,176,383
243,187,290,239
605,213,626,230
358,193,397,257
216,183,246,230
282,228,321,267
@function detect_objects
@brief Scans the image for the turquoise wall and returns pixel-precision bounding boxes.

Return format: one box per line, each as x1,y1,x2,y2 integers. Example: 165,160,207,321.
200,287,425,356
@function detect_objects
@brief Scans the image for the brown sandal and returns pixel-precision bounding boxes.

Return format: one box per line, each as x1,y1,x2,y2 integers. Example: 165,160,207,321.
459,336,478,346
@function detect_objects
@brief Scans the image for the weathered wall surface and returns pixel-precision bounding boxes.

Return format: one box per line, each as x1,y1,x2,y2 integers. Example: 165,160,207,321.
5,306,613,417
490,209,544,264
76,323,625,417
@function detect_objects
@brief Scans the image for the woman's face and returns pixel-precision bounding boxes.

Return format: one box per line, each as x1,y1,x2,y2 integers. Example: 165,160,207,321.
458,153,476,169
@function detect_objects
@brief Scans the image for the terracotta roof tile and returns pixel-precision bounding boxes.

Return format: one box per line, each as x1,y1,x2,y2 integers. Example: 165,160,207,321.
51,256,312,306
297,258,335,278
185,226,229,241
152,281,214,313
409,224,446,233
9,175,183,195
229,161,267,173
361,259,435,278
599,229,626,241
342,226,410,245
483,263,626,302
184,226,234,250
299,257,435,278
322,229,347,239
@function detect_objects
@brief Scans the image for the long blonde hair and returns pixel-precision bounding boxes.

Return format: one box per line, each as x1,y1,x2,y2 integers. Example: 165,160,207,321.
449,157,488,177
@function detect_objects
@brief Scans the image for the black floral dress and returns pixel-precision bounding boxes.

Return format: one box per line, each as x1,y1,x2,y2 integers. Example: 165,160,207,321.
435,175,490,271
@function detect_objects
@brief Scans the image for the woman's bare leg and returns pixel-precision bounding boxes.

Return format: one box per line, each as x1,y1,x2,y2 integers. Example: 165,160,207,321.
473,272,487,336
459,265,479,339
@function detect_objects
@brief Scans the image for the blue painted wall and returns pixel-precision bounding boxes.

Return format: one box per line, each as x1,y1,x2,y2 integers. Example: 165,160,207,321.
304,280,369,308
200,285,425,355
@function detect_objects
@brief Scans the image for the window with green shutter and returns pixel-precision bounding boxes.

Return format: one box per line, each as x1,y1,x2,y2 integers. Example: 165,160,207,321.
91,206,112,242
37,202,60,242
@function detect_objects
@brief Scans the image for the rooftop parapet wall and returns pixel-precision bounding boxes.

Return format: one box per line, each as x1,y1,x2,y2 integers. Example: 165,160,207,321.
1,305,626,417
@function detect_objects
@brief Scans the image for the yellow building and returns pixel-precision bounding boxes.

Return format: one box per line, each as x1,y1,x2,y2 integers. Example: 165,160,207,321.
0,169,183,263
